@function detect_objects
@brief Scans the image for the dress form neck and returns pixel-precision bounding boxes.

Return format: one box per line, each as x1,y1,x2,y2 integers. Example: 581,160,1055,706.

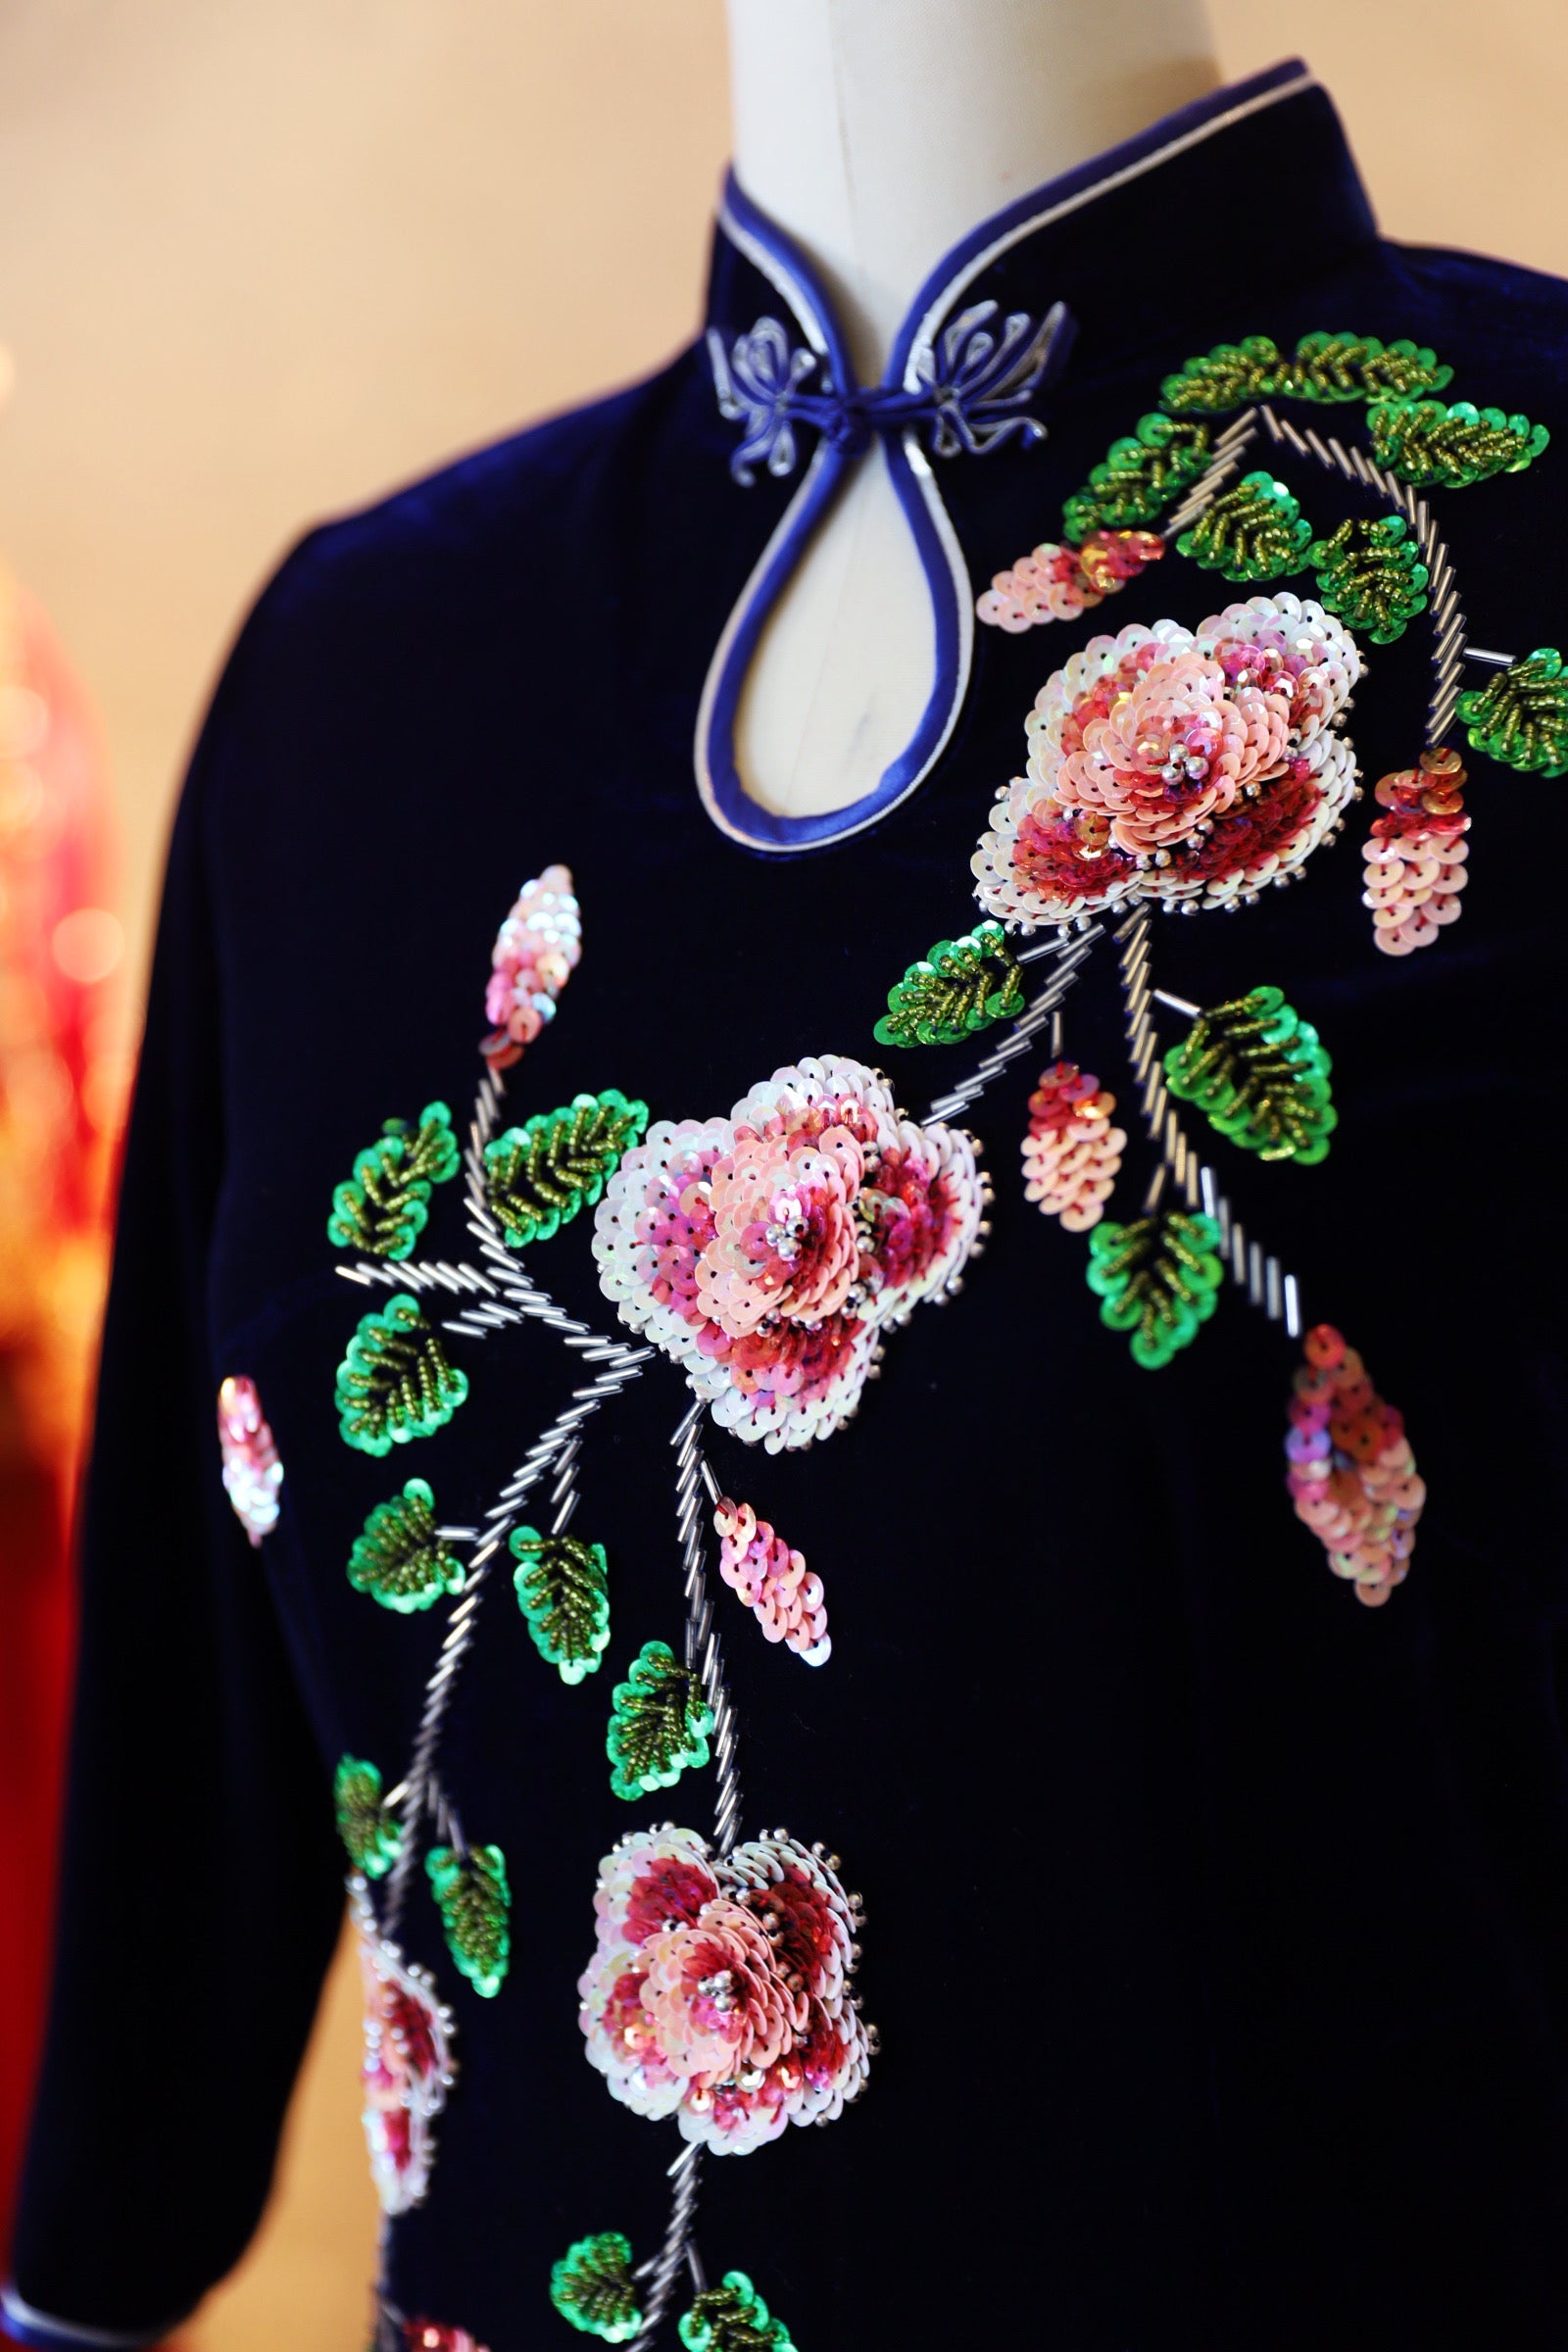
725,0,1222,384
720,0,1223,826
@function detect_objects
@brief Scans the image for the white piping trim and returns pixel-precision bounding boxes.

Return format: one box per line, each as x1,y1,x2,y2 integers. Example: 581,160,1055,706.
903,69,1318,385
0,2287,174,2351
898,431,974,799
692,434,974,855
693,439,837,847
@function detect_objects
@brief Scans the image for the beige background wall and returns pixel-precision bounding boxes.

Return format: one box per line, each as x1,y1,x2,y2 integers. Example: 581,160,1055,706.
3,4,1564,2344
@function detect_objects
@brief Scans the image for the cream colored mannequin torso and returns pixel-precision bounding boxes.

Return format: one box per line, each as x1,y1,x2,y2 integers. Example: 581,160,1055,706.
723,0,1220,820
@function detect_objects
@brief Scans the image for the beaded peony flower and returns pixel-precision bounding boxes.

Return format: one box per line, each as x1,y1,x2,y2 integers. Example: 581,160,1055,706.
353,1890,456,2216
217,1375,283,1544
972,593,1363,926
479,862,582,1073
592,1056,984,1449
578,1826,869,2157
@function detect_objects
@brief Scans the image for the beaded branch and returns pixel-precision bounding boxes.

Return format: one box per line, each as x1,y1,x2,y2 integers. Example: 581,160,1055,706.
335,892,911,2342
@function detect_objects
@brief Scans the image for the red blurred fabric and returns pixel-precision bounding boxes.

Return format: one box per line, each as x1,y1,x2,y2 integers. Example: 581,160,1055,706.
0,576,123,2263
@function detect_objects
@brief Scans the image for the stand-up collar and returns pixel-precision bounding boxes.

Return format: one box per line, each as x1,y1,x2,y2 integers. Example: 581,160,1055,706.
696,62,1380,856
706,62,1376,393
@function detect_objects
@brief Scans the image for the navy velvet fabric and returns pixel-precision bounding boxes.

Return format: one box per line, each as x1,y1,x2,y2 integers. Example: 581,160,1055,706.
13,70,1568,2352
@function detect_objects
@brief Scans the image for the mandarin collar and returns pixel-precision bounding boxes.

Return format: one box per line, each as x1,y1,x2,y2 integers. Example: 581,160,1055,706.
704,62,1375,398
695,62,1380,857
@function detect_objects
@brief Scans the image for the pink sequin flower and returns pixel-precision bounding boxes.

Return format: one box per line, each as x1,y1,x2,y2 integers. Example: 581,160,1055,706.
480,862,581,1073
578,1825,869,2157
714,1496,829,1664
593,1056,984,1450
1021,1061,1126,1232
353,1887,456,2216
972,594,1363,926
217,1375,282,1545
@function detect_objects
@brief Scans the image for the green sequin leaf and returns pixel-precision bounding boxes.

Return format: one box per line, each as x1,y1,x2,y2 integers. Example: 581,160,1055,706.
550,2233,643,2343
1162,987,1336,1164
606,1640,713,1801
347,1476,466,1613
333,1754,404,1879
678,2273,797,2352
333,1298,469,1458
1059,413,1212,545
335,1294,469,1457
1287,330,1451,405
1085,1210,1225,1370
484,1088,650,1250
326,1102,460,1260
427,1842,511,1997
1306,514,1429,645
1160,333,1287,415
1160,329,1452,415
510,1524,612,1683
1367,397,1548,488
1176,470,1313,582
1456,648,1568,776
873,919,1023,1050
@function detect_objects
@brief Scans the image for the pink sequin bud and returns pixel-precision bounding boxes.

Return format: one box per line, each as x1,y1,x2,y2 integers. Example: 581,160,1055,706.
713,1496,829,1665
1285,1323,1425,1606
217,1375,282,1545
479,862,581,1072
976,530,1164,631
1020,1060,1126,1232
404,2324,488,2352
1362,750,1469,956
354,1885,456,2216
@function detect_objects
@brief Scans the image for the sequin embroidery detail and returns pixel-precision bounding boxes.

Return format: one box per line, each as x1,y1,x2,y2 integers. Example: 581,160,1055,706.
335,1295,469,1456
1363,750,1470,956
678,2274,799,2352
481,863,582,1074
607,1642,714,1800
972,596,1362,926
353,1882,456,2217
578,1826,869,2156
348,1479,467,1612
593,1057,984,1450
1457,650,1568,775
1020,1062,1125,1231
327,1102,460,1261
427,1842,512,1999
1286,1323,1424,1605
1162,988,1336,1163
713,1498,829,1666
217,1375,282,1544
550,2233,642,2342
873,921,1023,1048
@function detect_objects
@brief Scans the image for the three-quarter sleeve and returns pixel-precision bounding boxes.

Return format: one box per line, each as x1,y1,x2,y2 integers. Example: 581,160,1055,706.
4,672,346,2348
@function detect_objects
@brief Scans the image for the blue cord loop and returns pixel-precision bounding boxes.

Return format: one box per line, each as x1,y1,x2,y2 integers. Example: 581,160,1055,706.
709,300,1073,484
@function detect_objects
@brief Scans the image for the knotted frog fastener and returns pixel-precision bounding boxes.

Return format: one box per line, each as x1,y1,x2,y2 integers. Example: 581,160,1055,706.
708,301,1071,484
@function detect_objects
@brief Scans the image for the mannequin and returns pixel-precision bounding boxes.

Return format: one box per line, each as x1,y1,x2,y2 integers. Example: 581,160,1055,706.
723,0,1221,819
